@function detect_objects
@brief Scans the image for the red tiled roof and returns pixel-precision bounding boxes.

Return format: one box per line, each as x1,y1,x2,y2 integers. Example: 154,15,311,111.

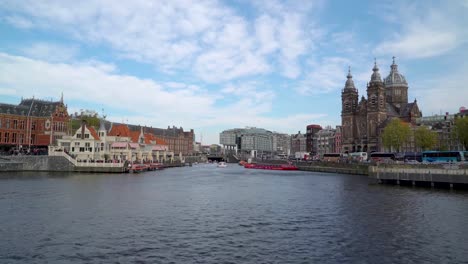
108,124,131,137
86,125,100,140
154,136,167,145
143,133,167,146
130,131,141,143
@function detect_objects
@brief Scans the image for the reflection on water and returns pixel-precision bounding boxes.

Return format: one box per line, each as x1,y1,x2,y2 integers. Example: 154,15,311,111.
1,165,468,263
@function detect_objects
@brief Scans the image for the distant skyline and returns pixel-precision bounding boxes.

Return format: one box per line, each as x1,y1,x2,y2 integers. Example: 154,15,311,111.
1,0,467,144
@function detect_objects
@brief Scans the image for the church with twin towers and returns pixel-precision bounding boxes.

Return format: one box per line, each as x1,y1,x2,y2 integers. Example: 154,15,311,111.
341,57,422,154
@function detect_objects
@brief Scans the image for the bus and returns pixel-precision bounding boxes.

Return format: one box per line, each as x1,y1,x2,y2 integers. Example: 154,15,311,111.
349,152,368,162
402,152,422,162
322,153,341,162
421,151,464,163
369,152,396,163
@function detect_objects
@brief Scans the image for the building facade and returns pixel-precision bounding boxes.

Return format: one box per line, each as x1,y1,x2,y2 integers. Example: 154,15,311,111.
0,96,70,153
220,127,275,159
341,59,422,153
416,109,467,151
306,124,322,154
315,127,336,156
290,131,307,154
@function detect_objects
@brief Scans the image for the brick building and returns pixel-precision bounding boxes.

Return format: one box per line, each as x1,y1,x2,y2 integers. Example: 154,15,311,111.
0,96,70,153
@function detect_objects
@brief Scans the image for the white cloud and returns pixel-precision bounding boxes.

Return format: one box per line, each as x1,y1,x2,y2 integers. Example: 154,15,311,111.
4,15,33,29
296,57,351,95
0,53,330,143
0,0,320,82
413,64,468,116
20,42,78,62
374,3,468,59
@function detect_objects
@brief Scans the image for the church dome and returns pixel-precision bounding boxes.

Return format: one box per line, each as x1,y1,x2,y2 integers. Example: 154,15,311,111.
344,66,356,91
370,59,382,83
384,57,408,87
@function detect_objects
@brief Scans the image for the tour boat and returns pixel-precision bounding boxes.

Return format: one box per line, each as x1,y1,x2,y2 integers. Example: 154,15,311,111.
130,164,149,173
243,163,298,171
217,162,228,168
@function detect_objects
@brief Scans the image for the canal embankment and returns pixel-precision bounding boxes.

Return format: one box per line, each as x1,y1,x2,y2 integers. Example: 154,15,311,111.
369,163,468,189
0,155,187,173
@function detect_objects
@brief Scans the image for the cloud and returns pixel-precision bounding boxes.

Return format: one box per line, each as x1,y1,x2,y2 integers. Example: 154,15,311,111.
374,2,468,59
4,15,33,29
20,42,79,62
0,53,329,144
0,0,320,82
296,57,351,95
413,63,468,116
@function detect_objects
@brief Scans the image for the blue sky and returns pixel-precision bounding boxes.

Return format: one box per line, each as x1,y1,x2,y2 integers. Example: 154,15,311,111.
0,0,467,144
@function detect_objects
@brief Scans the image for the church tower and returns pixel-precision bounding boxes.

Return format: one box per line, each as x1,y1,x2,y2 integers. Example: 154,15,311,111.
384,57,408,113
366,60,387,152
341,67,359,153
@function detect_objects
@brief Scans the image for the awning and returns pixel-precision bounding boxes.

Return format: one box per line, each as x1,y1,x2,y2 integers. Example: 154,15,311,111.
129,143,140,149
152,145,168,151
111,142,128,148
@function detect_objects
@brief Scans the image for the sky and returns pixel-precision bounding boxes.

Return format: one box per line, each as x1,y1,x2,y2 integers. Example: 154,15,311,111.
0,0,467,144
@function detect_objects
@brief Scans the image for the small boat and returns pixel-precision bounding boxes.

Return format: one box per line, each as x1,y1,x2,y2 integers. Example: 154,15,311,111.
244,163,298,170
130,164,149,173
217,162,227,168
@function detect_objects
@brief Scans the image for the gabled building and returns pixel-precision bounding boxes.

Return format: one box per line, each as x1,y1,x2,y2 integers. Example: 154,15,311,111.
56,120,172,163
0,96,70,153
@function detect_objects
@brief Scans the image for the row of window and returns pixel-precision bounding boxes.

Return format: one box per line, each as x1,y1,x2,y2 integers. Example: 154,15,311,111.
0,132,35,144
0,118,68,132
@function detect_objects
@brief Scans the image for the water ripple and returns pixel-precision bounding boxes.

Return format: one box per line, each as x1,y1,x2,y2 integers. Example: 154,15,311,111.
1,166,468,263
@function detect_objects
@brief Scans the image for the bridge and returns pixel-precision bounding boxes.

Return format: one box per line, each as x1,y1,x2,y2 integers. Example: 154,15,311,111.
206,155,224,162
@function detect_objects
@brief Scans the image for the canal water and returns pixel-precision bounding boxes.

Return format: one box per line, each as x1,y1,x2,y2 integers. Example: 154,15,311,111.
1,164,468,263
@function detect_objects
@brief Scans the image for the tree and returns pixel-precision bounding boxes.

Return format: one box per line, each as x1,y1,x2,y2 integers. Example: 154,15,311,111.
382,119,411,152
414,126,437,151
453,116,468,150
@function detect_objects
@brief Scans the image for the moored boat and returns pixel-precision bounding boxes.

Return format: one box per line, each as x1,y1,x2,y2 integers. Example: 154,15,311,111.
244,163,298,170
130,164,149,173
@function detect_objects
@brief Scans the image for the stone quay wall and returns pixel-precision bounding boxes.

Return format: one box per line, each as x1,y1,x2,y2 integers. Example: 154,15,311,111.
369,164,468,185
295,161,369,175
0,156,75,172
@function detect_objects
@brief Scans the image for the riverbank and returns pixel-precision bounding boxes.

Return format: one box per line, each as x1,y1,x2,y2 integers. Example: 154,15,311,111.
0,155,186,173
369,163,468,189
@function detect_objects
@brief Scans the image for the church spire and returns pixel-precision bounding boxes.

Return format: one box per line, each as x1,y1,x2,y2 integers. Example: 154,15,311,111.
344,66,356,91
390,56,398,72
370,58,382,83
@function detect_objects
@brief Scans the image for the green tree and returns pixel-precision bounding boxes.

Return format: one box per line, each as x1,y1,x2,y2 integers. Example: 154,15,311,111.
414,126,437,151
453,116,468,150
382,119,411,152
71,116,101,131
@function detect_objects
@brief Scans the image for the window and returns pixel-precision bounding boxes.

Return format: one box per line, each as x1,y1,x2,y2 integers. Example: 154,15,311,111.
4,132,9,143
84,134,90,139
75,142,80,146
0,132,2,142
0,118,2,128
19,120,25,129
12,133,17,143
76,134,81,138
72,147,75,152
19,134,24,144
13,120,18,129
79,147,85,152
5,119,10,129
31,121,36,130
